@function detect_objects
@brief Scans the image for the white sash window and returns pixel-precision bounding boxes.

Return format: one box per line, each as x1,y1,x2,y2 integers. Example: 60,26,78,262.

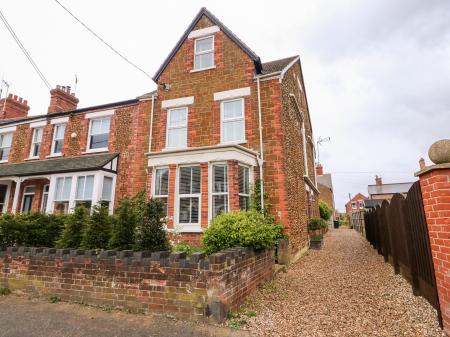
212,164,228,218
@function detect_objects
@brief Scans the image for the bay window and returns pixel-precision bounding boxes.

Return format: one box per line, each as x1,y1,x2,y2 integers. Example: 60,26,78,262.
101,176,113,208
178,166,200,225
51,124,65,155
194,36,214,70
212,164,228,218
41,184,49,213
75,175,94,209
54,176,72,213
88,118,110,150
238,165,250,210
0,133,12,161
167,107,188,148
154,168,169,217
221,99,245,143
30,128,43,158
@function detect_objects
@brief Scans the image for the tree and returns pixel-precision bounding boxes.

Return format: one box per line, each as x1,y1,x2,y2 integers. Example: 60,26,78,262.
319,200,332,221
56,205,89,248
133,198,169,252
109,197,136,250
81,204,112,249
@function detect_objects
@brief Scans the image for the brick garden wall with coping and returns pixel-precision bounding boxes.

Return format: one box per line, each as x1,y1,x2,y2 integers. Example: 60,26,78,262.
0,246,274,323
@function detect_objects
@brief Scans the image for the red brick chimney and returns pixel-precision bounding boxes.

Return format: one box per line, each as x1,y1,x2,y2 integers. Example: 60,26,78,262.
48,85,79,113
419,157,426,170
316,164,323,176
0,93,30,119
375,175,382,186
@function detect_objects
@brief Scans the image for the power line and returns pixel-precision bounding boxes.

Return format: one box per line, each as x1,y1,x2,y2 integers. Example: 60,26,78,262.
0,9,52,90
54,0,152,80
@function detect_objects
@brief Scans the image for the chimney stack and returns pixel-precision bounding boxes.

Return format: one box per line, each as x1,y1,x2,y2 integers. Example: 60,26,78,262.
375,175,382,186
419,157,426,170
48,85,79,113
316,163,323,176
0,93,30,119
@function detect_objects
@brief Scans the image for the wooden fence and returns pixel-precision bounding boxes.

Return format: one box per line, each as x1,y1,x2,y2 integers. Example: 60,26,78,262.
364,181,442,328
349,210,365,236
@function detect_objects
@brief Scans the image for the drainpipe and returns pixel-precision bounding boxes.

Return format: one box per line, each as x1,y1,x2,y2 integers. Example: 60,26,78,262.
256,77,264,210
148,94,155,152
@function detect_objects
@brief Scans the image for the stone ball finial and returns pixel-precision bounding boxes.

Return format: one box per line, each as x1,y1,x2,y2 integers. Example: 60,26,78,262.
428,139,450,164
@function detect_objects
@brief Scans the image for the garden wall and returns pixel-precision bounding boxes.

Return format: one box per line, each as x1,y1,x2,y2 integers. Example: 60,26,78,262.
0,246,274,322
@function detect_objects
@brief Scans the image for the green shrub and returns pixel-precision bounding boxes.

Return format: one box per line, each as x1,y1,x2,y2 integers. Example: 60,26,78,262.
56,205,89,248
0,213,22,248
250,179,271,216
133,198,169,252
319,200,332,221
308,218,327,231
81,204,112,249
18,213,66,247
171,242,203,255
202,210,283,255
109,197,137,250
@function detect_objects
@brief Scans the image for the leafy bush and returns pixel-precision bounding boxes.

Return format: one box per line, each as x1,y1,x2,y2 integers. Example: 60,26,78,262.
81,205,112,249
56,205,89,248
319,200,332,221
171,242,203,255
202,210,283,255
0,213,21,248
18,213,66,247
109,197,137,250
250,179,271,216
308,218,328,231
133,198,170,252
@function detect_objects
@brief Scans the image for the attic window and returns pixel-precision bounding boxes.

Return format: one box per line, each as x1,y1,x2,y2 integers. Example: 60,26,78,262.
194,36,214,70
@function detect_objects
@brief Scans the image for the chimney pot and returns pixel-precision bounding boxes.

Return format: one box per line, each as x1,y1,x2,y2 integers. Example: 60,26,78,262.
0,91,30,119
48,84,79,113
419,157,426,170
7,93,12,99
375,175,382,186
316,164,324,176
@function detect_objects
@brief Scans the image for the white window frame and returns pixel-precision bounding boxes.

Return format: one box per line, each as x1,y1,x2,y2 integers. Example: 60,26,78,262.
193,35,215,71
166,107,188,149
0,132,13,163
0,182,11,213
86,117,110,153
29,127,44,159
75,175,95,209
175,165,201,231
51,123,65,156
46,171,116,214
238,164,251,211
220,98,246,144
351,202,357,209
210,163,229,219
152,167,169,217
40,184,49,213
21,185,36,213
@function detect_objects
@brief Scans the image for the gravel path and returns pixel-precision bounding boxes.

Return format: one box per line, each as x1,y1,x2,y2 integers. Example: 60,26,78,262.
245,229,444,337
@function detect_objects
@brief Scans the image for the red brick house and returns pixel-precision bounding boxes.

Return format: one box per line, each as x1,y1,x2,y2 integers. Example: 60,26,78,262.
0,87,150,214
146,8,318,254
345,193,367,215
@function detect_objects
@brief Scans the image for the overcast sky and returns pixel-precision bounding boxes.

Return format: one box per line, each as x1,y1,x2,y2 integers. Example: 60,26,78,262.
1,0,449,211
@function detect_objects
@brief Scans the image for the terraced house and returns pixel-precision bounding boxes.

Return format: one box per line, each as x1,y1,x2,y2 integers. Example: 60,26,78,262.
0,8,318,257
146,8,319,255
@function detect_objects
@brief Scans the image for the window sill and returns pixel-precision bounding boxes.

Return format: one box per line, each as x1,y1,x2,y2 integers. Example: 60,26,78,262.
46,154,62,158
25,157,39,161
162,146,188,151
82,148,109,154
0,160,8,164
167,225,203,233
190,66,216,73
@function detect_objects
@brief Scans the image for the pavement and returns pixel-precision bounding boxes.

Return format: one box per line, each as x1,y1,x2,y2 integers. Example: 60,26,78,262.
0,295,249,337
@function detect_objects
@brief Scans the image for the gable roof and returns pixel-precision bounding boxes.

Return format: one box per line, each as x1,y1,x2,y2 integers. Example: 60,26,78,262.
261,56,298,75
345,193,367,206
153,7,262,82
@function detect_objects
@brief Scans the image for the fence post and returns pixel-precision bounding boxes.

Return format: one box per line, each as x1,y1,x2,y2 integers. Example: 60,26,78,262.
415,140,450,335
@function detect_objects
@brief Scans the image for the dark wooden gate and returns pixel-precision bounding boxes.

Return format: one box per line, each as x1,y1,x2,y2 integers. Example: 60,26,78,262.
364,181,442,328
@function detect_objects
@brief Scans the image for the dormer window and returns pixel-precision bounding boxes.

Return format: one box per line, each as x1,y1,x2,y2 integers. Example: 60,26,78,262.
194,36,214,70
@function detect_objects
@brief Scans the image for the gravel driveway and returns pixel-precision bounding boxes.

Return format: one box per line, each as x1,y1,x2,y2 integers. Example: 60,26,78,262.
244,229,444,337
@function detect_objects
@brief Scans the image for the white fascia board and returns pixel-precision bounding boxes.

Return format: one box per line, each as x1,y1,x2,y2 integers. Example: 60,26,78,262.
188,25,220,39
0,126,17,134
213,87,251,101
148,146,258,167
161,96,194,109
29,120,47,128
50,117,69,125
85,109,114,119
279,56,300,83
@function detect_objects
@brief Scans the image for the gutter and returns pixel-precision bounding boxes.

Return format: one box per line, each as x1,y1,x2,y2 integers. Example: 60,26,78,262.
256,76,265,210
148,94,155,152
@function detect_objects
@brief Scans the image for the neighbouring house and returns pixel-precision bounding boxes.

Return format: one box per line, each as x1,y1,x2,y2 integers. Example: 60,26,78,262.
316,163,336,222
345,193,367,215
368,175,414,201
0,87,151,214
146,7,319,254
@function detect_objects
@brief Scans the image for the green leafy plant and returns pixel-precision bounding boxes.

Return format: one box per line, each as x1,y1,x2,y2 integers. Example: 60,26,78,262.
308,218,328,231
56,205,90,248
202,210,283,255
0,286,11,296
49,296,61,303
319,200,332,221
0,213,22,248
311,235,323,241
171,242,203,255
109,197,137,250
250,179,272,216
133,198,170,252
81,204,112,249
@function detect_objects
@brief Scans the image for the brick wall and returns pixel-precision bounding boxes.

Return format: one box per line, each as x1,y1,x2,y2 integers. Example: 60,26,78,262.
418,167,450,335
0,246,274,323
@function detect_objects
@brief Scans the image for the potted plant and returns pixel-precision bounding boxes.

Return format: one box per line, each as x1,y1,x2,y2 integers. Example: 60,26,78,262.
310,234,323,249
